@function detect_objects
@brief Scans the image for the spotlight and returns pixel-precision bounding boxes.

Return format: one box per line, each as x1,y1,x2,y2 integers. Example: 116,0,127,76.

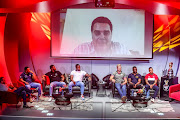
157,113,164,116
95,0,115,8
37,108,44,110
42,110,49,113
47,113,54,116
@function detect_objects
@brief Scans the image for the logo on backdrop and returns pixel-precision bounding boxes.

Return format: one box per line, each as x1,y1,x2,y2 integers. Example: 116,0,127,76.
163,80,169,91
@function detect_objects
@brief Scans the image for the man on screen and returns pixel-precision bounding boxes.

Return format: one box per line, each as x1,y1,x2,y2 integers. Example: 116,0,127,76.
73,16,131,57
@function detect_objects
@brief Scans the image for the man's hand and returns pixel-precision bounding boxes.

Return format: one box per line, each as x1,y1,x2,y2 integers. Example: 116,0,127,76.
72,80,76,85
88,76,91,81
24,81,29,85
121,82,126,86
150,84,153,89
133,84,137,88
112,79,116,83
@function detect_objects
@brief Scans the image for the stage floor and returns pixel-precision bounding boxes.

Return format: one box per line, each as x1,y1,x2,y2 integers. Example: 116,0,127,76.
1,89,180,120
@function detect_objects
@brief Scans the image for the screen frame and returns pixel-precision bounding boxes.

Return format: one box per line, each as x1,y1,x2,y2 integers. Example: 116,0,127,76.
51,8,154,60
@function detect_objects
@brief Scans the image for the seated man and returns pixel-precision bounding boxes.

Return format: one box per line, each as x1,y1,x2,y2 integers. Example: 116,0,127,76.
0,77,32,108
145,67,159,102
110,64,127,102
19,67,43,101
68,64,91,100
43,65,66,101
127,66,142,100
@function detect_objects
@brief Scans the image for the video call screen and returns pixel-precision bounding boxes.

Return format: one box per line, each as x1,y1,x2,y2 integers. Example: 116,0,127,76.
51,9,153,59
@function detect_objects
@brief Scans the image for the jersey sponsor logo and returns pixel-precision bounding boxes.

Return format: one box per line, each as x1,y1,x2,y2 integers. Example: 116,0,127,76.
148,78,155,81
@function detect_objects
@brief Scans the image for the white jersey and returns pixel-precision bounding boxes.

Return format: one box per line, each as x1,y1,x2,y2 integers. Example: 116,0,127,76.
70,70,86,82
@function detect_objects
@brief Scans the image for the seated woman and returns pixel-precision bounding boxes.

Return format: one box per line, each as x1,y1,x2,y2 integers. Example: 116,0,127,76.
0,77,32,108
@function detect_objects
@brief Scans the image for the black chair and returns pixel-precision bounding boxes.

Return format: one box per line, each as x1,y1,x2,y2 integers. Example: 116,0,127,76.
102,74,112,89
91,73,99,89
65,76,92,97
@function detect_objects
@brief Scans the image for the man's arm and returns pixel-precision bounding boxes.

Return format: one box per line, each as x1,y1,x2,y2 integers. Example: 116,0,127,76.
19,78,29,85
145,79,150,86
30,70,38,80
122,77,127,85
70,75,75,84
152,79,158,87
109,75,115,83
135,78,141,86
128,78,134,85
85,73,91,81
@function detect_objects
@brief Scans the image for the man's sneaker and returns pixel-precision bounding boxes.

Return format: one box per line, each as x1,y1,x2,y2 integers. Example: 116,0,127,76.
145,96,151,101
121,96,127,103
81,95,85,100
23,105,31,108
151,98,155,103
48,97,53,102
32,87,39,93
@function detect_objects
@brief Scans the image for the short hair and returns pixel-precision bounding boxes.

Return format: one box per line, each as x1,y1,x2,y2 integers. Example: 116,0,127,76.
0,77,4,82
24,67,29,71
50,65,54,69
91,16,113,33
149,67,153,70
117,64,121,67
75,64,80,68
133,66,137,69
169,62,173,65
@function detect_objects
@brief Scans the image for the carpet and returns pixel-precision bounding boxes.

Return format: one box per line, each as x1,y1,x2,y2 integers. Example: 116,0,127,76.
30,96,93,111
111,98,175,112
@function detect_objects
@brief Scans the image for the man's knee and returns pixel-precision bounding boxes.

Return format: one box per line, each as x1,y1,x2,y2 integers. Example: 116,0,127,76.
21,91,26,95
80,82,84,86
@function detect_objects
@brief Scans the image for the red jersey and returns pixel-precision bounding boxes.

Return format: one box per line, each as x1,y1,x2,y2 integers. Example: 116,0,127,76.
145,73,158,85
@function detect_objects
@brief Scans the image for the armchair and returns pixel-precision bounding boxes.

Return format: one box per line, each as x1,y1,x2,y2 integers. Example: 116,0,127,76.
0,91,21,109
103,74,112,89
42,74,73,96
169,84,180,101
91,73,99,89
65,76,92,97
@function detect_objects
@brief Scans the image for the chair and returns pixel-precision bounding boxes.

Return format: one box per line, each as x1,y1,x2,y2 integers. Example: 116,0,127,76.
0,91,21,109
169,84,180,101
102,74,112,89
91,73,99,89
42,75,63,95
65,76,92,97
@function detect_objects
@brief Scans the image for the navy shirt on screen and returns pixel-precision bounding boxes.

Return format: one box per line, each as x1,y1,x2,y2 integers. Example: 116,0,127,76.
128,73,142,84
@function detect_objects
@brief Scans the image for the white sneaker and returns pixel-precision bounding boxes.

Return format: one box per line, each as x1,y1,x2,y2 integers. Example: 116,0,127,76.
48,97,53,102
81,95,85,100
151,98,155,103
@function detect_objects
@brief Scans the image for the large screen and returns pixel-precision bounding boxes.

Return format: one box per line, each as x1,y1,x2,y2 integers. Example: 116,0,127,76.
51,9,153,59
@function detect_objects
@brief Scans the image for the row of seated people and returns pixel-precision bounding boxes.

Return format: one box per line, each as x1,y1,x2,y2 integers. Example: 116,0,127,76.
1,62,170,108
110,64,160,103
0,64,91,108
110,62,174,102
20,64,91,102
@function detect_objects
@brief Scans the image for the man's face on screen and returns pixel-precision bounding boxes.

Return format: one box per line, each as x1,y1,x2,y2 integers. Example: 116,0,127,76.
92,23,112,52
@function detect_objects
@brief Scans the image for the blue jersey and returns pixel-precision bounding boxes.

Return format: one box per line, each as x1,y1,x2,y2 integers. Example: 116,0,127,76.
128,73,142,84
20,72,33,83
